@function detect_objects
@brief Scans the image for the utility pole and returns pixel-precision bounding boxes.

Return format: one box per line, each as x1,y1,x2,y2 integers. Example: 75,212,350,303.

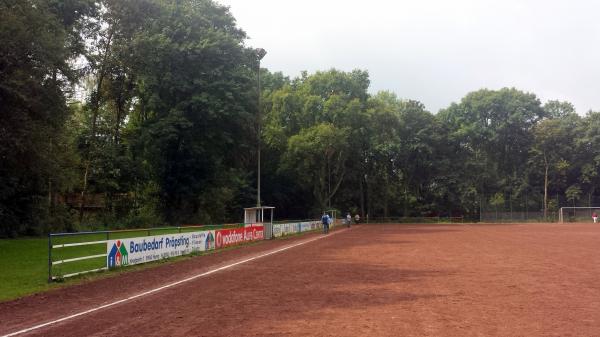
255,48,267,207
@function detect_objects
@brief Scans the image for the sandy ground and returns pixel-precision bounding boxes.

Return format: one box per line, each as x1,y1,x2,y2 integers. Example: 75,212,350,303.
1,223,599,337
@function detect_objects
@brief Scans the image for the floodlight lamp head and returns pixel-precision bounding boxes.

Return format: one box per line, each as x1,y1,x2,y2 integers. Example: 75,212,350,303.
255,48,267,60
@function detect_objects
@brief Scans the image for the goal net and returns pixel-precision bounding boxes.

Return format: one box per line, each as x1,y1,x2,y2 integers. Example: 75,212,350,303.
558,207,600,223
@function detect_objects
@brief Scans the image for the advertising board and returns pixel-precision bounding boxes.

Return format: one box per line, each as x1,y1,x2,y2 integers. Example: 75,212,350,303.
272,221,321,238
215,225,264,249
106,230,215,268
300,221,321,232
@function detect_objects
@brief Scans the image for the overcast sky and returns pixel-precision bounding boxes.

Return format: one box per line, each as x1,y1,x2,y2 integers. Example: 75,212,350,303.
215,0,599,114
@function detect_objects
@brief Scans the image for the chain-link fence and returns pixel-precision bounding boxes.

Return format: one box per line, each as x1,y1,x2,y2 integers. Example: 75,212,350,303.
479,192,600,223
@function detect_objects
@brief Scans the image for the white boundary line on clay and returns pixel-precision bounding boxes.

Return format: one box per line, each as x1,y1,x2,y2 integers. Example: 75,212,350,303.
2,232,338,337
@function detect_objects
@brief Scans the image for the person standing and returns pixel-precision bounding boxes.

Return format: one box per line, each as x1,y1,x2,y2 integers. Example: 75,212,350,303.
593,212,598,223
321,212,330,234
354,213,360,224
346,213,352,228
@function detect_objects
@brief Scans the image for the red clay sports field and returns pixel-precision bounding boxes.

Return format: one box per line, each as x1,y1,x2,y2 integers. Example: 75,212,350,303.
1,223,599,336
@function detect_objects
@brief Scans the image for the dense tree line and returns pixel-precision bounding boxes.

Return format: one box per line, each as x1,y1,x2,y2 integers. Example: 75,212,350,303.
1,0,599,236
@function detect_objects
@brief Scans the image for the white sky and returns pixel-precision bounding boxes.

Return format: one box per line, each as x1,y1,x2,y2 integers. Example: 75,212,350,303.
215,0,600,114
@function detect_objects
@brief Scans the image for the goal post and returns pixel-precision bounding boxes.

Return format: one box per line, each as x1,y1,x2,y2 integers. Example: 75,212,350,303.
558,207,600,223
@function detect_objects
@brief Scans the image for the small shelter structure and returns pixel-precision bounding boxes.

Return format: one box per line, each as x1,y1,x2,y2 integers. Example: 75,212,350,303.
244,206,275,238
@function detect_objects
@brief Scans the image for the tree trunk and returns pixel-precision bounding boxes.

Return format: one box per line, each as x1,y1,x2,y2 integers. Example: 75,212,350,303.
525,190,528,221
403,185,408,217
326,165,346,206
366,174,371,222
543,153,549,220
114,99,122,144
383,171,389,218
79,29,114,223
509,191,513,220
359,174,365,217
48,179,52,210
383,192,388,219
327,156,331,208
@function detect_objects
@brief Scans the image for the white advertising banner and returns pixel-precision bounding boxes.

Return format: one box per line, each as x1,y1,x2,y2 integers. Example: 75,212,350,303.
272,221,321,238
107,230,215,268
300,221,320,232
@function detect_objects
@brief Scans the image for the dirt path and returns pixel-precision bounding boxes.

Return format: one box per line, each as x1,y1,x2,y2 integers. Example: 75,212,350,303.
1,223,599,336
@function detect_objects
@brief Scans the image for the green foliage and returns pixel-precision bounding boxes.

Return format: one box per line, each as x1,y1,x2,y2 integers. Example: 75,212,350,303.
0,0,93,236
263,69,370,215
3,1,600,236
544,100,576,119
438,88,549,217
282,123,349,210
489,193,505,208
529,115,581,216
565,185,582,206
124,0,255,224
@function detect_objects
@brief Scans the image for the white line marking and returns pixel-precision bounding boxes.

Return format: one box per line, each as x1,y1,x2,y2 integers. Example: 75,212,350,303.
2,233,333,337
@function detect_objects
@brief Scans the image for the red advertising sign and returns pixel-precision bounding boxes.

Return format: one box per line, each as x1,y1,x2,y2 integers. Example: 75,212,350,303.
215,225,264,249
246,225,264,241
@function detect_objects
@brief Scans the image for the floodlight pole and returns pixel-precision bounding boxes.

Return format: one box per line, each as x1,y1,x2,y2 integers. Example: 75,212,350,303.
255,48,267,208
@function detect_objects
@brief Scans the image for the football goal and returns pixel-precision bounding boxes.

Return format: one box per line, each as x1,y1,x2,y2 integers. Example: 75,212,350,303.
558,207,600,223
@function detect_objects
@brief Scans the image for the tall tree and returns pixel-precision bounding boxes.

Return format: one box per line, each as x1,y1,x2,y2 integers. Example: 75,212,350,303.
529,114,580,218
438,88,546,217
263,69,370,215
281,123,349,211
76,0,155,224
574,111,600,207
125,0,256,223
0,0,97,236
544,100,576,119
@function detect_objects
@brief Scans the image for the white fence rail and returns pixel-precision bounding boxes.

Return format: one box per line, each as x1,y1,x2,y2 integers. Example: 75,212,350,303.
48,224,261,281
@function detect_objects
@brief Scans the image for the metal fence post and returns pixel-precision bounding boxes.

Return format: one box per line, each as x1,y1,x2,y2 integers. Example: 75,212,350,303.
48,233,52,283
